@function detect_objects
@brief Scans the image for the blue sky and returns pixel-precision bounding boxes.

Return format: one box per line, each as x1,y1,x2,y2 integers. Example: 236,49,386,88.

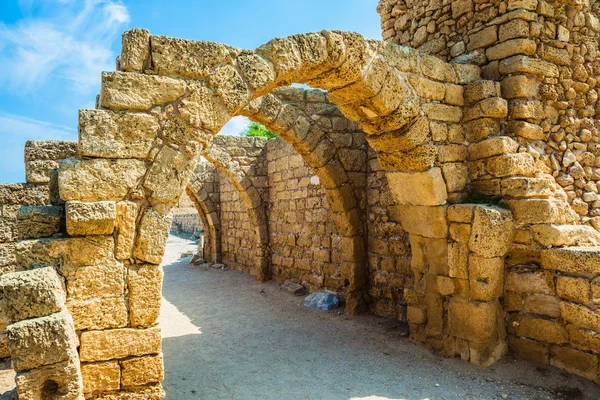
0,0,381,183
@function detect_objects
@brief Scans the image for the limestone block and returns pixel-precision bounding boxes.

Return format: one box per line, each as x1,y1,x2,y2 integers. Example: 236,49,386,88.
115,201,139,261
120,28,150,72
498,55,559,77
15,360,83,400
209,63,250,112
133,208,172,265
523,294,561,318
396,205,447,238
464,81,499,105
500,176,553,198
506,199,576,225
152,35,239,79
421,55,456,83
560,302,600,331
67,297,128,331
79,327,161,362
468,206,513,258
60,258,125,300
440,163,468,193
0,267,65,323
66,201,116,236
532,225,600,247
182,82,231,134
422,103,462,123
453,64,481,85
0,183,49,206
366,117,429,152
468,137,519,161
100,71,187,111
236,51,276,93
467,26,498,51
448,299,499,344
448,205,474,223
24,140,78,162
567,325,600,354
86,384,165,399
407,306,426,324
25,160,59,184
386,168,447,206
463,97,508,122
450,223,471,243
505,270,555,295
437,276,455,296
437,144,467,163
79,109,159,159
509,99,543,119
377,144,437,171
328,55,388,105
509,315,568,344
508,336,549,364
121,353,164,387
407,75,445,101
59,158,146,202
541,247,600,278
499,19,530,41
363,70,412,116
16,205,63,240
501,75,539,99
81,361,120,394
550,346,598,381
465,118,501,142
128,264,163,327
556,276,590,304
144,146,198,209
468,255,504,301
507,120,545,140
486,39,536,61
452,0,473,19
7,312,78,372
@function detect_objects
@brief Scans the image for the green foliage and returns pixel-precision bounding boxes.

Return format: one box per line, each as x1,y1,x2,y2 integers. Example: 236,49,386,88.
240,122,278,139
462,192,509,209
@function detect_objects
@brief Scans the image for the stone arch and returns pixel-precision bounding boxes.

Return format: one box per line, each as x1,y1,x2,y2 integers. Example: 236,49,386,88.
201,136,270,280
240,86,369,312
186,162,221,264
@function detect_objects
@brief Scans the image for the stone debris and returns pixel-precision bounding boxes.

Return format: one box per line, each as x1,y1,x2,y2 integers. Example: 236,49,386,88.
281,281,306,296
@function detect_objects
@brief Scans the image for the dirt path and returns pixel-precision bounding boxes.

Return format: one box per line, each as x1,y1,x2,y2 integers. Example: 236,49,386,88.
160,235,600,400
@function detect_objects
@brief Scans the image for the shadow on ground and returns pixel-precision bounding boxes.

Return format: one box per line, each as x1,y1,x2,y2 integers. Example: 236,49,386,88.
160,235,600,400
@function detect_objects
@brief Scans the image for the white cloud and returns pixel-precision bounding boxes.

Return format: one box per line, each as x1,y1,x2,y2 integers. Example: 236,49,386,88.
218,116,251,136
0,112,77,183
0,0,130,95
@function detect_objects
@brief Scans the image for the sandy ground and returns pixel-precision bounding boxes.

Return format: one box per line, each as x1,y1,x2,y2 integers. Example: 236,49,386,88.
160,235,600,400
1,234,600,400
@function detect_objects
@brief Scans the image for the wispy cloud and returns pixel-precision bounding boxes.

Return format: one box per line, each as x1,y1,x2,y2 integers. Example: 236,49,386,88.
218,116,250,136
0,112,77,183
0,0,130,94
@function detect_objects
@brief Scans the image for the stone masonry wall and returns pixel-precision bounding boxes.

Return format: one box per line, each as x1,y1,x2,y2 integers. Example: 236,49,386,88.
266,138,343,293
219,170,259,274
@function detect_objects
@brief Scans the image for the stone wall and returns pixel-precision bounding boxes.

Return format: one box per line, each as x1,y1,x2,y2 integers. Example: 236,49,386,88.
267,138,343,293
219,169,259,274
170,192,203,237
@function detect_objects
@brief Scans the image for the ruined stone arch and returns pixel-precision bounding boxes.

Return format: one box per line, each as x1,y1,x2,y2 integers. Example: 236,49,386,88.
186,162,221,264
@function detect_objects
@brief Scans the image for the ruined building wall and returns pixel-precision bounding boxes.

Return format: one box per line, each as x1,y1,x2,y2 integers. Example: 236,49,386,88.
170,192,203,237
219,170,258,273
266,138,343,293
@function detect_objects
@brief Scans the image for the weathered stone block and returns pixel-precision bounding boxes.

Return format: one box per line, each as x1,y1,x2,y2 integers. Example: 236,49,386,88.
541,247,600,278
79,327,161,362
120,28,151,72
81,361,121,394
24,140,78,162
7,312,78,372
465,118,501,142
508,336,549,364
59,158,146,202
523,293,561,318
468,137,519,161
0,267,65,323
464,97,508,122
16,205,63,240
128,264,163,327
386,168,447,206
144,146,198,209
79,109,159,159
86,384,165,399
560,302,600,332
505,270,555,294
366,117,429,152
532,225,600,247
133,208,172,265
25,160,59,184
67,297,128,331
121,353,164,387
448,299,499,344
15,360,83,400
396,205,447,238
100,71,187,111
468,206,513,258
115,201,139,261
550,346,598,381
498,55,559,77
468,255,504,301
66,201,116,236
486,39,536,61
509,315,567,344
